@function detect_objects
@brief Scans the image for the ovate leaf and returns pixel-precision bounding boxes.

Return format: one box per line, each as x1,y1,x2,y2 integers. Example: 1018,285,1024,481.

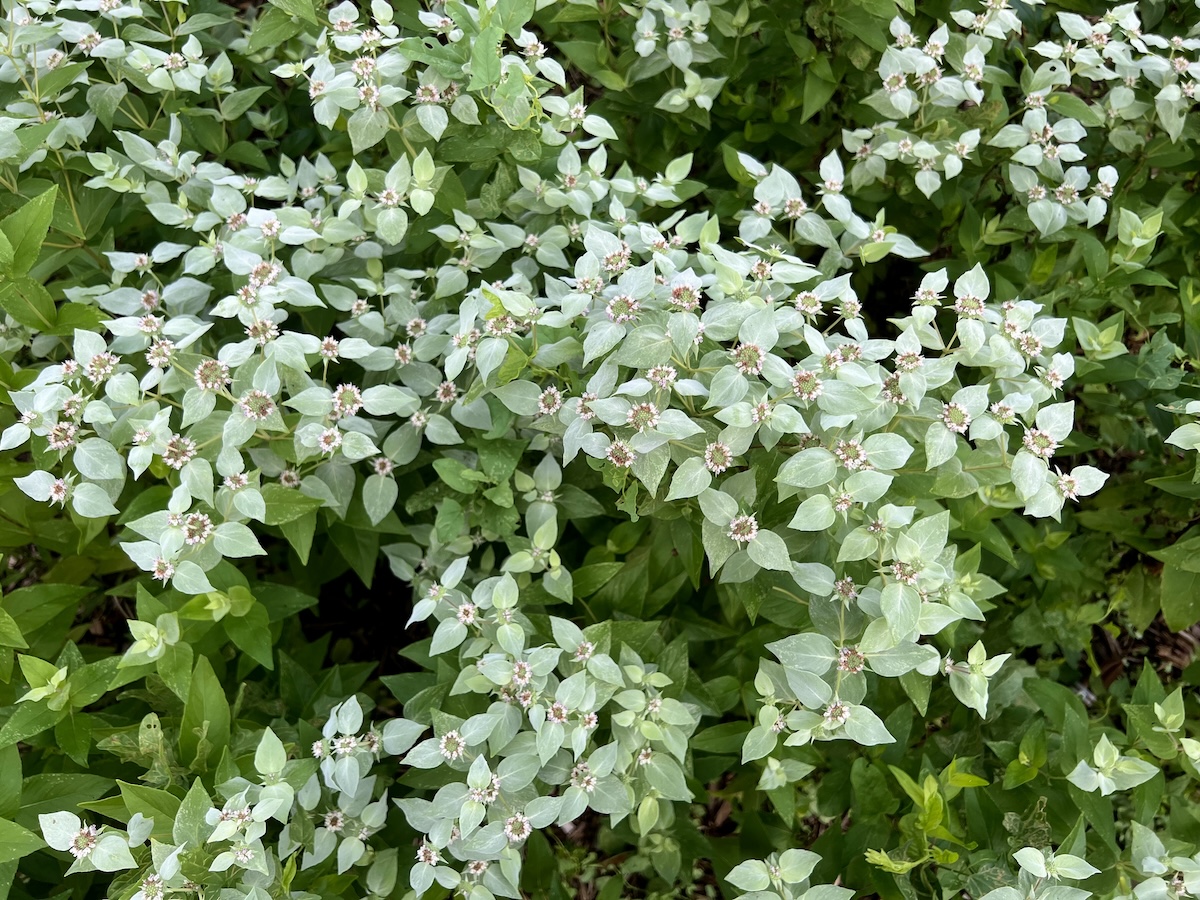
0,186,57,277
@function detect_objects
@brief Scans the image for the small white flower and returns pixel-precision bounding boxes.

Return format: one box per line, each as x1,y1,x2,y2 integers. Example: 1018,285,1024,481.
538,386,563,416
318,428,343,454
1057,471,1079,500
728,514,759,543
1023,428,1058,459
823,700,850,727
941,402,972,434
438,730,465,761
416,844,440,865
704,441,732,474
605,440,636,468
68,824,100,860
626,402,659,431
504,813,531,842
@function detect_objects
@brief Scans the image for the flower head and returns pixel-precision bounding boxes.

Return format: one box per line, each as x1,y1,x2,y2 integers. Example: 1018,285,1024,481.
626,402,660,431
68,824,100,860
605,293,639,324
416,844,440,865
731,343,764,376
438,730,465,761
504,813,531,842
538,386,563,416
728,514,759,543
317,428,343,454
333,384,363,418
704,441,732,474
1023,428,1058,459
239,390,276,421
823,700,850,727
194,360,230,391
605,439,635,468
941,402,972,434
162,435,197,470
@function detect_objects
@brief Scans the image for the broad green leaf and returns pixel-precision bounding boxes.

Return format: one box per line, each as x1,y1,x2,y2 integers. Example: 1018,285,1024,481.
247,5,303,52
118,781,178,840
0,818,44,864
179,656,231,769
0,277,55,331
0,186,57,278
261,484,325,525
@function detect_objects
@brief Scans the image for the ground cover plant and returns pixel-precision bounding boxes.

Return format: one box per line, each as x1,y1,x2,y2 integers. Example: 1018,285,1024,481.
3,0,1200,898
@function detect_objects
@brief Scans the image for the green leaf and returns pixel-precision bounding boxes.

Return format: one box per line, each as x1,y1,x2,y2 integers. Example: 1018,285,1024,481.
0,277,55,331
803,71,839,123
0,187,57,278
789,494,835,531
1046,92,1105,127
882,582,921,638
87,83,128,131
3,584,89,634
860,241,892,264
1149,536,1200,573
572,563,623,598
468,25,504,90
221,87,271,121
213,522,265,557
666,457,711,500
1161,565,1200,631
376,207,409,245
362,474,398,526
330,523,380,587
16,773,110,823
279,511,317,564
254,727,287,776
0,818,44,864
778,448,837,488
46,302,104,336
771,852,815,886
54,713,92,766
32,63,89,102
432,458,486,494
177,12,236,34
0,610,26,650
644,754,692,801
267,0,318,25
254,583,319,623
173,778,214,847
844,705,894,745
348,107,390,153
71,482,119,519
0,746,19,819
747,530,792,571
223,603,274,670
0,703,66,749
261,484,325,525
726,859,771,892
157,642,193,701
179,656,230,769
247,5,304,52
73,438,124,481
0,229,13,277
118,781,179,840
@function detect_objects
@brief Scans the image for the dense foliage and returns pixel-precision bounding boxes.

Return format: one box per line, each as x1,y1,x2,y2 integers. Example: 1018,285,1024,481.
3,1,1200,900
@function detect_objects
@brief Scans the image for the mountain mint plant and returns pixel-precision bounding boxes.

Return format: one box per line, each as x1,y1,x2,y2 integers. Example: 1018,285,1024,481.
1,1,1200,900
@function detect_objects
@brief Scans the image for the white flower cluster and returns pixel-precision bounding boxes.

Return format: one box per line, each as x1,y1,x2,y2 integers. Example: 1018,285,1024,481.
840,2,1200,237
7,0,1132,896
